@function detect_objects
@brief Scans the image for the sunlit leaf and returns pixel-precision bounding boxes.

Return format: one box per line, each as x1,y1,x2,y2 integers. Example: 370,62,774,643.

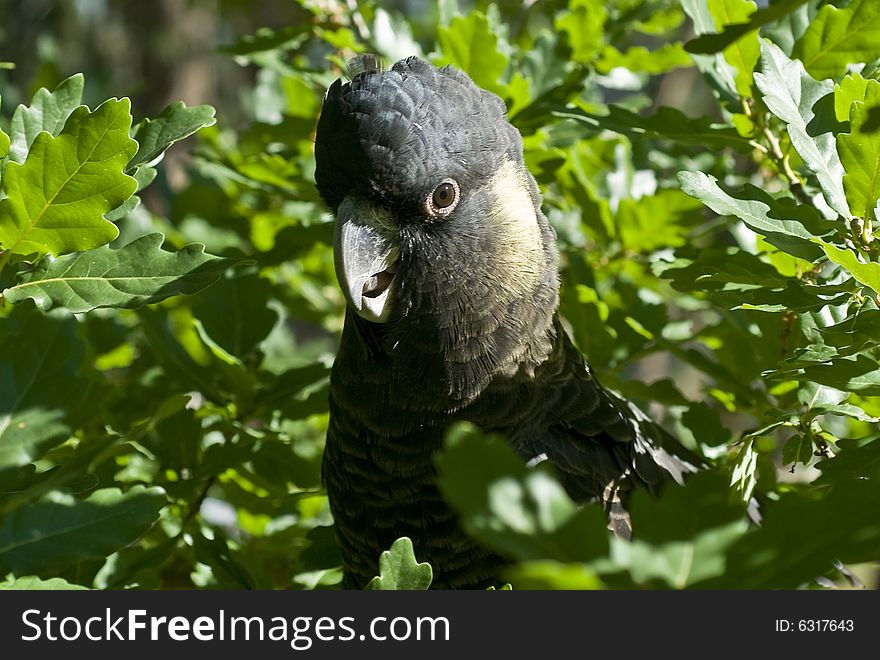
0,576,88,590
555,0,607,63
820,242,880,293
838,80,880,221
793,0,880,81
685,0,810,55
6,74,84,166
129,101,216,173
436,11,508,96
595,44,691,75
707,0,760,97
754,41,850,218
835,73,870,123
366,537,433,590
0,99,137,258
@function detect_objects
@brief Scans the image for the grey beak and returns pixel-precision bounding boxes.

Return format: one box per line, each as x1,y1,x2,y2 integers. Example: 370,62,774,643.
333,196,399,323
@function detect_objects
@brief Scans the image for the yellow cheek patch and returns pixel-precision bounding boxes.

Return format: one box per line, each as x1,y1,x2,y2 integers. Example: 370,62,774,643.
485,158,544,296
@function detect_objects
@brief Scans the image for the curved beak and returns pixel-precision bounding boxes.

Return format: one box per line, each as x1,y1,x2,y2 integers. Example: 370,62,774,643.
333,196,400,323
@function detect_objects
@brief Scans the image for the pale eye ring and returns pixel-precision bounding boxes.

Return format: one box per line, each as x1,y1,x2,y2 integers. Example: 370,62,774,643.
426,178,460,217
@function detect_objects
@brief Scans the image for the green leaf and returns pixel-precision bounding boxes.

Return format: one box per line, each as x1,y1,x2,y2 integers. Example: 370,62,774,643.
762,2,814,55
661,246,850,313
365,537,433,590
504,560,603,589
191,530,255,589
0,99,138,259
0,575,88,590
557,106,751,152
685,0,810,55
782,433,813,467
255,362,331,421
610,472,749,588
6,74,84,165
793,0,880,81
835,73,870,123
136,308,221,400
754,40,850,218
3,233,236,313
798,354,880,395
191,271,279,357
680,403,732,448
219,25,307,57
815,308,880,352
815,435,880,483
677,171,827,260
105,166,157,223
436,12,508,96
129,101,217,171
697,478,880,588
435,423,609,562
820,242,880,292
707,0,760,97
616,189,704,252
555,0,607,63
798,381,846,409
730,439,758,502
595,44,692,75
680,0,740,108
0,307,85,472
0,486,165,575
807,403,879,423
838,80,880,221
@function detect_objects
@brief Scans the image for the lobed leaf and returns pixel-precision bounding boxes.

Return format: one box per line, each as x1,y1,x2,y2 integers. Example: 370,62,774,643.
594,44,692,75
129,101,217,171
3,233,236,313
0,99,138,259
366,537,433,590
834,73,870,123
792,0,880,81
678,171,827,260
837,80,880,221
754,41,850,218
0,576,88,590
6,74,84,166
610,472,749,588
436,12,508,96
555,0,607,63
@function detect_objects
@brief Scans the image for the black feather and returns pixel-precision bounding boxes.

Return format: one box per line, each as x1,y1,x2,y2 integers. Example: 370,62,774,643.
314,57,703,589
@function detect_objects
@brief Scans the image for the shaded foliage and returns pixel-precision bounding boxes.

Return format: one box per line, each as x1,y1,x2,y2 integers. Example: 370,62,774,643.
0,0,878,590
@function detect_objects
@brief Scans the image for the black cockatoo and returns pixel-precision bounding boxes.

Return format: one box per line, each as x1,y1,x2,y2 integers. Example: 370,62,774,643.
314,56,701,589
